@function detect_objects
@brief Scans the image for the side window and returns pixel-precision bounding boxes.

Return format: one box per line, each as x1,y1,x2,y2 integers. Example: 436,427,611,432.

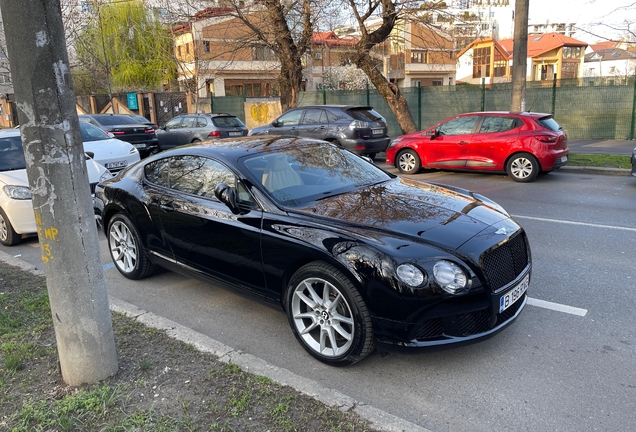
479,116,518,133
196,117,208,127
144,158,171,188
302,109,326,124
325,110,339,122
181,117,197,128
438,116,480,135
165,118,182,129
276,109,302,126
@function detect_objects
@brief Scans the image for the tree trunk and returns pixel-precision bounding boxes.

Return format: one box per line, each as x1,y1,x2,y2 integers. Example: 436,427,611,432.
356,56,418,134
0,0,118,386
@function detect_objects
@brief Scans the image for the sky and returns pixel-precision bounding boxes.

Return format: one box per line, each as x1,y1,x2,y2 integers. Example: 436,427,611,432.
527,0,635,42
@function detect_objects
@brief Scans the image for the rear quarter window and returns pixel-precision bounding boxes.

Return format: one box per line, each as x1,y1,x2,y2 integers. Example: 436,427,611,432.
212,116,245,127
536,116,562,132
346,108,384,122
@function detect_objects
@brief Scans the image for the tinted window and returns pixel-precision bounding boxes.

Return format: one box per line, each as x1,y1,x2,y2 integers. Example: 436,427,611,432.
346,108,384,122
276,110,302,126
325,110,339,122
80,123,110,141
479,116,518,133
90,115,138,126
438,116,480,135
212,116,245,127
165,118,182,129
0,135,26,171
536,116,562,132
144,158,171,188
302,109,327,124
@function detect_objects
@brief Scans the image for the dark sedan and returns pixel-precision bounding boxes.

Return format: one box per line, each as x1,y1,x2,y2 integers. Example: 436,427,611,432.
79,114,159,157
95,137,531,366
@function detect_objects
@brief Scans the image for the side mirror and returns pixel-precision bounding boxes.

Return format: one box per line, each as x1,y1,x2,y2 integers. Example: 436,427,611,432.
214,182,241,215
85,151,95,159
272,120,280,127
430,129,440,140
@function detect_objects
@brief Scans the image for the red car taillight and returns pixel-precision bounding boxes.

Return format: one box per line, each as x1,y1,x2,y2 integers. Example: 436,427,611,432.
534,135,557,143
112,131,125,135
144,129,154,134
208,130,221,138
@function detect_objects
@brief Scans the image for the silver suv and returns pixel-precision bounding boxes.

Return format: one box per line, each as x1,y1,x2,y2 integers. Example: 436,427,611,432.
248,105,390,159
156,113,248,150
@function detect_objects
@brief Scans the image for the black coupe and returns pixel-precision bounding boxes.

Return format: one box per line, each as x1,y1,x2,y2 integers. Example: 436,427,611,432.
95,136,531,366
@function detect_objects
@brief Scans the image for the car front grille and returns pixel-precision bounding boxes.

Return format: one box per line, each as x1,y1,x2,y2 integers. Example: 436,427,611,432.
480,232,529,292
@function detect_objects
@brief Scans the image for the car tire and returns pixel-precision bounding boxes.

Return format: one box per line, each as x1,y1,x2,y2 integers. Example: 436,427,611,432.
107,213,156,280
285,261,374,366
506,153,540,183
0,207,21,246
192,139,201,143
367,152,377,160
396,149,421,174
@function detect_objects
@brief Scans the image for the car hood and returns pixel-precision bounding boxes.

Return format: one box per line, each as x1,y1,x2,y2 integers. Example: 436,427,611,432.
293,178,512,250
0,169,28,187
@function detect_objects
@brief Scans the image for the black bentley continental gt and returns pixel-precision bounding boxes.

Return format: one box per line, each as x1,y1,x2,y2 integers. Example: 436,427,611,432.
95,136,531,366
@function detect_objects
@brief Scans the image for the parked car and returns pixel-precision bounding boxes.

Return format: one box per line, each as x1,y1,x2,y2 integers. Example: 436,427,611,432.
386,111,569,182
124,113,159,130
156,113,249,151
248,105,390,159
79,122,141,174
631,146,636,178
95,136,531,366
79,114,159,157
0,129,113,246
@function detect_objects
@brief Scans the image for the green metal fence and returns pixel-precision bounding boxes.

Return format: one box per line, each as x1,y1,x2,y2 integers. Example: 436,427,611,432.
206,76,636,140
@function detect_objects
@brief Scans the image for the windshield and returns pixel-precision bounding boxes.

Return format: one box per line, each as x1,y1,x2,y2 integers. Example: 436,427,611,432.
241,143,392,207
80,122,110,142
0,135,26,171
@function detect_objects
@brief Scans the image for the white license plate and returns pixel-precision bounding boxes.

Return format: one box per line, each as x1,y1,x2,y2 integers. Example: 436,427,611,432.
499,273,529,313
372,129,383,136
106,161,128,169
134,144,147,149
228,132,242,137
560,156,568,163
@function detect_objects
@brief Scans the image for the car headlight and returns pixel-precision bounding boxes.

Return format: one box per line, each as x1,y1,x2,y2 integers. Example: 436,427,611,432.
396,263,426,287
3,185,31,200
130,148,139,154
433,260,468,294
99,170,113,183
388,138,402,148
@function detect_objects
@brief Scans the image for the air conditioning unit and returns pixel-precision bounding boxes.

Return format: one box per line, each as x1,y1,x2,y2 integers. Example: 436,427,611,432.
315,52,322,60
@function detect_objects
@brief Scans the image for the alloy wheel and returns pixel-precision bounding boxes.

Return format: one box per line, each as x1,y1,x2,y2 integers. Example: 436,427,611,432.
109,220,138,273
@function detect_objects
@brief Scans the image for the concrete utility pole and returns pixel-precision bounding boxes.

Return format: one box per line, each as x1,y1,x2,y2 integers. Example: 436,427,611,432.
511,0,529,112
0,1,118,385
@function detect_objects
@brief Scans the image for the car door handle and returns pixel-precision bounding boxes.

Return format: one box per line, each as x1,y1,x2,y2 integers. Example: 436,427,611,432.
458,141,469,145
160,204,174,212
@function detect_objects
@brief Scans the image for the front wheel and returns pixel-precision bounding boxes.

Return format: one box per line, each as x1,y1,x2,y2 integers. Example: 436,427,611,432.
107,213,156,279
396,149,421,175
506,153,540,182
0,207,21,246
286,262,374,366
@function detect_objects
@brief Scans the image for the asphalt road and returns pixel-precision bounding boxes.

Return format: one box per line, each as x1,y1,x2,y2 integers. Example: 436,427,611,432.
2,168,636,432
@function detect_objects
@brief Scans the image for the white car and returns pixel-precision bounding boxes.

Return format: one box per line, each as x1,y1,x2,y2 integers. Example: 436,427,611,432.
0,130,113,246
80,122,141,173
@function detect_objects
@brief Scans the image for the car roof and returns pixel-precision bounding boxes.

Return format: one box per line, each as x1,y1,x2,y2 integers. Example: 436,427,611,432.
461,111,552,118
294,105,374,110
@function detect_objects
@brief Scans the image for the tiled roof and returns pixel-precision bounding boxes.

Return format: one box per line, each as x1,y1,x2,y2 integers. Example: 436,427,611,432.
585,48,636,62
312,31,358,46
460,33,588,59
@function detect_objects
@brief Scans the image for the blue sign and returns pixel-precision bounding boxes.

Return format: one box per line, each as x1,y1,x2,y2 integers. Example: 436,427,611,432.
127,93,139,110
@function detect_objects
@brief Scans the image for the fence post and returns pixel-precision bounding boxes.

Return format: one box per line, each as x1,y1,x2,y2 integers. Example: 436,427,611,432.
210,96,214,113
322,86,326,105
630,74,636,140
551,73,557,115
366,81,370,106
481,78,485,111
417,82,422,131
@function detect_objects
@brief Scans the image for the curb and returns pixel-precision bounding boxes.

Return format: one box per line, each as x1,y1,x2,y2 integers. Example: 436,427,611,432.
560,166,631,176
0,250,432,432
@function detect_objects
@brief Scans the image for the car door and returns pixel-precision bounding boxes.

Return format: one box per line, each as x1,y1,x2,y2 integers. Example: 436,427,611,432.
146,155,266,296
425,115,481,167
177,116,198,143
295,108,329,140
269,109,302,136
466,115,521,171
157,117,183,150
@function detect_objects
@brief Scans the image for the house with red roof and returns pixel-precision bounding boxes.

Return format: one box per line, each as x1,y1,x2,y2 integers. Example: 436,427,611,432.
456,32,588,84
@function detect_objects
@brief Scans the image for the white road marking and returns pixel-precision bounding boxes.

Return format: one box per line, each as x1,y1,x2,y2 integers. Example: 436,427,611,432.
527,297,588,317
513,215,636,233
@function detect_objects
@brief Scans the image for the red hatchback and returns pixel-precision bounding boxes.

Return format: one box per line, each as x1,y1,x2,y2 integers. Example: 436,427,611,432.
386,111,569,182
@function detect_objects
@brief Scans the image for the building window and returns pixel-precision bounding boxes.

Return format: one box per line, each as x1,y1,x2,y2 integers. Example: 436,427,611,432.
252,46,276,61
203,41,210,53
472,47,491,78
432,80,442,86
561,62,578,79
0,73,10,84
177,45,183,58
493,49,506,77
562,47,581,59
411,50,429,64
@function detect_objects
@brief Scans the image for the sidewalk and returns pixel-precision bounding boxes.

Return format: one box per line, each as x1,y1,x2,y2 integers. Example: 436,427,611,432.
564,139,634,176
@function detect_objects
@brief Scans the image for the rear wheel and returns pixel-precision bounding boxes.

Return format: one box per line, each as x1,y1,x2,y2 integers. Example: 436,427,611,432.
286,262,374,366
0,207,21,246
396,149,421,174
506,153,540,182
107,213,155,279
366,152,377,160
